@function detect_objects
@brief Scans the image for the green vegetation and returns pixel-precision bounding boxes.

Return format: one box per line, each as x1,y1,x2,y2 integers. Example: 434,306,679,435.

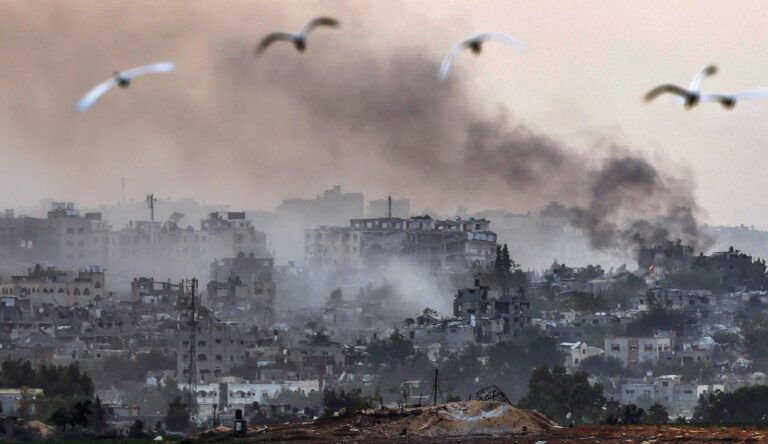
694,386,768,425
98,349,176,383
519,366,605,425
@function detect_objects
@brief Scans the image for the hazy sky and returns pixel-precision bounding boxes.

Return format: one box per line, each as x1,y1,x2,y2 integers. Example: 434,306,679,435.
1,1,767,227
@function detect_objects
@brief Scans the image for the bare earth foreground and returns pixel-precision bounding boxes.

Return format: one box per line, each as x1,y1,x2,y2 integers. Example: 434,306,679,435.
181,401,768,443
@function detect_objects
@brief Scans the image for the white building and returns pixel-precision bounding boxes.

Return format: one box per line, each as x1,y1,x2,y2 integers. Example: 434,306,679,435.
559,342,603,370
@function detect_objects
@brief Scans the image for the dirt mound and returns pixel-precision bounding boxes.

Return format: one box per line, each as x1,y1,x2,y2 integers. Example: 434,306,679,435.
405,401,557,437
186,401,557,442
25,420,55,439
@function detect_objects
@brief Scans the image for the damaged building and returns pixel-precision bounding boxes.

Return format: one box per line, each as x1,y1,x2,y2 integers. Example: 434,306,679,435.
305,215,497,273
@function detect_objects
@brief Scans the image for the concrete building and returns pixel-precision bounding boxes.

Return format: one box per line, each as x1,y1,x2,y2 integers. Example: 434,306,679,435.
0,264,106,308
403,319,475,355
305,216,497,272
453,280,532,341
0,388,44,416
177,318,259,384
620,375,713,417
604,331,675,368
207,252,276,324
559,341,603,370
277,186,364,228
0,203,110,273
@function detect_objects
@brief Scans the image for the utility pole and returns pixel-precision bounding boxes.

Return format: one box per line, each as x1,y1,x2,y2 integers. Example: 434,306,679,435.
388,195,392,218
186,278,198,421
433,368,438,406
146,194,156,245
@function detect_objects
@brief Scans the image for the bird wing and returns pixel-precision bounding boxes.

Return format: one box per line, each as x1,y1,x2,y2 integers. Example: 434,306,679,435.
77,77,118,112
701,89,768,103
644,84,690,102
121,62,176,79
437,41,470,82
256,32,295,54
730,88,768,100
688,64,718,92
474,32,527,51
299,17,341,37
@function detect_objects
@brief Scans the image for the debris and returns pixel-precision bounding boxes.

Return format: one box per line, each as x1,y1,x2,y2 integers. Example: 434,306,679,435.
474,385,513,405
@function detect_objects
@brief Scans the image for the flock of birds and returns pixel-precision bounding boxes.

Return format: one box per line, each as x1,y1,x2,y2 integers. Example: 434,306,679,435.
76,16,768,113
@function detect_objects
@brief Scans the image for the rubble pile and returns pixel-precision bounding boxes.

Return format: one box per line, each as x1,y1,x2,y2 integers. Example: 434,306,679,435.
404,401,556,437
184,401,557,442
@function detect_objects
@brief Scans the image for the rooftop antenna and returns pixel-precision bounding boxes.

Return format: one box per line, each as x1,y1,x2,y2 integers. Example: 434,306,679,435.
146,194,156,244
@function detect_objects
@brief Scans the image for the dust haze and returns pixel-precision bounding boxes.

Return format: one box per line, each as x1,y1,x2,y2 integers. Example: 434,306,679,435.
0,1,708,253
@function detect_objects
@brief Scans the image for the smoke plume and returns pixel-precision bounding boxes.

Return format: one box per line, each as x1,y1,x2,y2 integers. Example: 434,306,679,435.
0,1,710,254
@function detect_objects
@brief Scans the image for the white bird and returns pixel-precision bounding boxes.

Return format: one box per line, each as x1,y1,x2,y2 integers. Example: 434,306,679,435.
77,62,176,112
256,17,340,55
438,33,526,82
700,88,768,109
643,64,718,109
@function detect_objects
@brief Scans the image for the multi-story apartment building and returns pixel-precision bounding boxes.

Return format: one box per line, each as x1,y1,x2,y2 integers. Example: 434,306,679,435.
177,318,259,385
0,264,106,308
0,204,272,287
305,216,497,272
604,331,675,368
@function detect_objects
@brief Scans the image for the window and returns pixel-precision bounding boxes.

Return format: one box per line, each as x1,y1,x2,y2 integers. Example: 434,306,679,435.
644,344,653,351
611,344,620,351
629,345,638,351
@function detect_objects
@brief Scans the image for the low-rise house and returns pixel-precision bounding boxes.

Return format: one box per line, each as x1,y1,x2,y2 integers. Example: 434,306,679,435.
559,342,603,370
0,388,43,415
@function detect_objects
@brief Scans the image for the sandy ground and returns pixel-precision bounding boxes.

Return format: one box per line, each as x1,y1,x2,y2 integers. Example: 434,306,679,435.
185,403,768,443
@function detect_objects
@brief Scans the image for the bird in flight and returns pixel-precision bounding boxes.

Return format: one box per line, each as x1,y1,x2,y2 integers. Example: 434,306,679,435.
643,64,718,109
699,88,768,109
256,17,340,55
438,33,526,82
77,62,176,112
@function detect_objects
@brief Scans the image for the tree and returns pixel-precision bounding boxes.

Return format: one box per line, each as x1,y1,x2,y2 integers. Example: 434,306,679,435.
48,406,71,430
624,307,689,337
438,345,485,399
519,366,606,425
694,386,768,425
367,330,416,367
70,399,92,429
90,395,107,432
646,403,668,424
164,396,191,432
622,404,644,424
486,330,564,401
579,356,626,378
744,315,768,369
321,388,364,417
128,419,146,438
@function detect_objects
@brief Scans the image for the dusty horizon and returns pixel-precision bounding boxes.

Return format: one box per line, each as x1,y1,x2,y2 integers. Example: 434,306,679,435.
1,1,767,229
